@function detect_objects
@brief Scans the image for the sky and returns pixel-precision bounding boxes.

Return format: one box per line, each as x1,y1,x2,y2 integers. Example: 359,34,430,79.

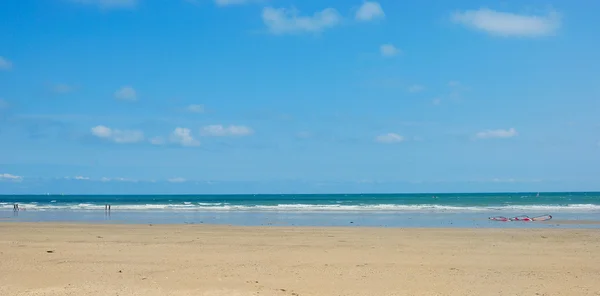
1,0,600,194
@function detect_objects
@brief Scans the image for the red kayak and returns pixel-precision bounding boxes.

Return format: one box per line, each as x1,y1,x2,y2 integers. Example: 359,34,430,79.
509,215,532,221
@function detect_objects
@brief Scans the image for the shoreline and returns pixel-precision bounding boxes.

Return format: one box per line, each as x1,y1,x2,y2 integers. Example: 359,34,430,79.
2,223,600,295
3,221,600,231
3,218,600,227
3,209,600,229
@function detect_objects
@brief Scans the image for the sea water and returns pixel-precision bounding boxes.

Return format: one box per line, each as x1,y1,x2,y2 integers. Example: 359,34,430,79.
1,192,599,228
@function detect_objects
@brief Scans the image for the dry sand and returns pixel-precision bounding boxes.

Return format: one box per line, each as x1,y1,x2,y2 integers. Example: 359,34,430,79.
1,223,599,296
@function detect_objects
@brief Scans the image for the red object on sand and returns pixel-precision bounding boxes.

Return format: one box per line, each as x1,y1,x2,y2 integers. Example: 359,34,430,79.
510,216,532,221
489,215,552,222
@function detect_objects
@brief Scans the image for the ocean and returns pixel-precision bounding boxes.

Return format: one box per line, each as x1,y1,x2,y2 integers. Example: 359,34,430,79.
2,192,600,228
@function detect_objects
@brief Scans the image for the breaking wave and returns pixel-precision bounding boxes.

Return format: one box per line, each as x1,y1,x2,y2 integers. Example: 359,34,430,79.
2,202,600,213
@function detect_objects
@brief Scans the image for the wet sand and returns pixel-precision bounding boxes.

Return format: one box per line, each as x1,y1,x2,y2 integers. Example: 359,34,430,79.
1,223,599,296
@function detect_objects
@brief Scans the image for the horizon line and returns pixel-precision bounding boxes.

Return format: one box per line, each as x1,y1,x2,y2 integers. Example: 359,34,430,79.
1,191,598,196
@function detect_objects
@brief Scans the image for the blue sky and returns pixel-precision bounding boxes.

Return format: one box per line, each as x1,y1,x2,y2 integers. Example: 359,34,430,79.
1,0,599,194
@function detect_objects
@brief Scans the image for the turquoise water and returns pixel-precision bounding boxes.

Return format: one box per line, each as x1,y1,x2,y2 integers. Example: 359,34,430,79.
2,192,600,211
2,192,599,227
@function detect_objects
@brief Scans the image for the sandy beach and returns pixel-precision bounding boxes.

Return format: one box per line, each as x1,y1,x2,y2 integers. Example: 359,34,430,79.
1,223,599,296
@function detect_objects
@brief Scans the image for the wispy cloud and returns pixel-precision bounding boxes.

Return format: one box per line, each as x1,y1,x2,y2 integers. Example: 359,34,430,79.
214,0,250,6
70,0,137,9
355,1,385,21
64,176,141,182
91,125,145,143
380,44,400,57
432,81,469,105
186,104,205,113
114,86,137,101
375,133,404,143
201,125,254,136
100,177,138,182
149,136,166,145
168,177,187,183
0,173,23,182
474,128,518,139
64,176,91,180
262,7,342,35
408,84,425,93
170,127,200,147
0,56,12,70
451,8,561,37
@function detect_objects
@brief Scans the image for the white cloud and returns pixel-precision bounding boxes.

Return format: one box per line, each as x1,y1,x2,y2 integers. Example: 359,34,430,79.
52,84,74,94
149,136,166,145
408,84,425,93
100,177,137,182
186,104,205,113
201,125,254,136
109,130,144,143
115,177,136,182
375,133,404,143
114,86,137,101
70,0,137,9
64,176,90,180
262,7,342,35
475,128,518,139
168,177,187,183
112,178,138,183
355,1,385,21
91,125,112,138
91,125,145,143
0,173,23,182
380,44,400,57
170,127,200,147
0,56,12,70
432,98,442,105
451,8,561,37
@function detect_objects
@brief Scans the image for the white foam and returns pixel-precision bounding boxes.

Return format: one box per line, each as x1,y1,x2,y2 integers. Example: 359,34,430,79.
3,203,600,213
